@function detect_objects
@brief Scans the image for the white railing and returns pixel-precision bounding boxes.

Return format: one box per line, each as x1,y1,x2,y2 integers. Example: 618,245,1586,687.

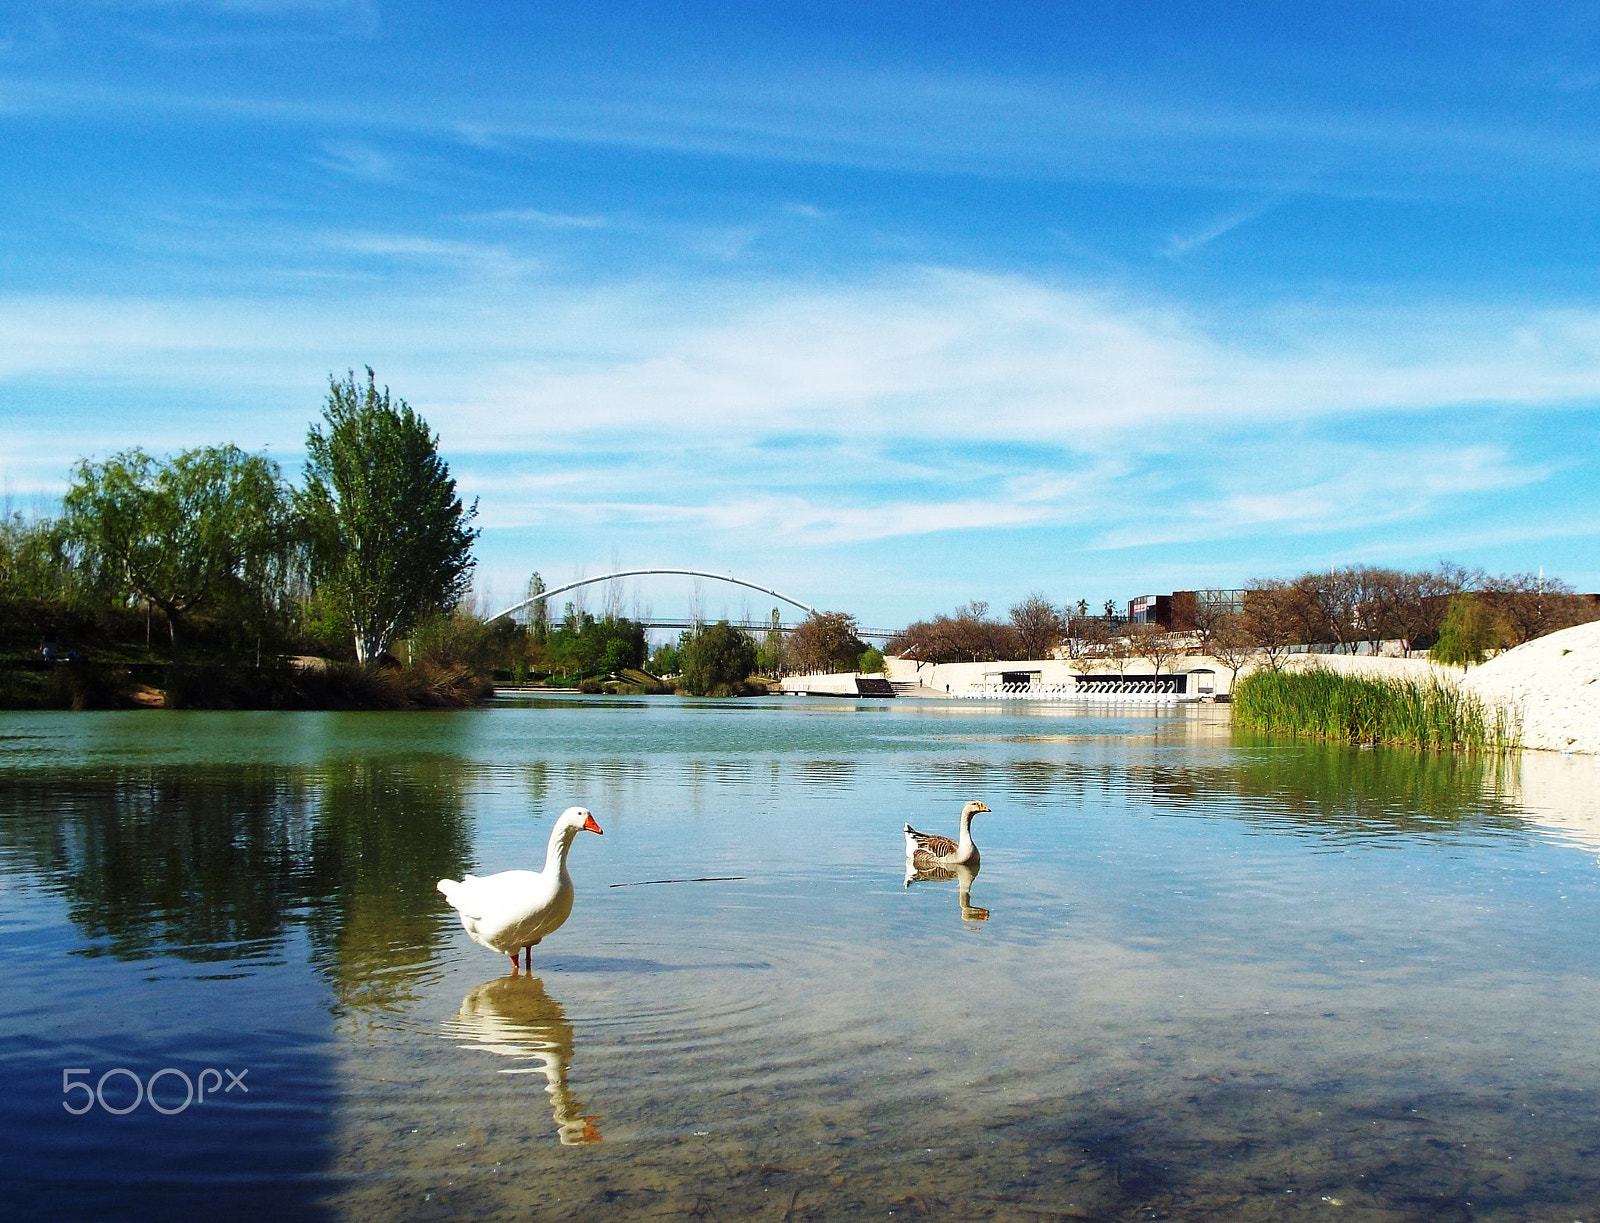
960,680,1194,704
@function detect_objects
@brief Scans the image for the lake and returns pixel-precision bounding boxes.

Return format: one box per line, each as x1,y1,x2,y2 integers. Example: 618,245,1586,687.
5,696,1600,1220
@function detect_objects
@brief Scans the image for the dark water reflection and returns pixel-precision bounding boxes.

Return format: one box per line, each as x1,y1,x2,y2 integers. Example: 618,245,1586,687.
0,760,472,1005
4,701,1600,1220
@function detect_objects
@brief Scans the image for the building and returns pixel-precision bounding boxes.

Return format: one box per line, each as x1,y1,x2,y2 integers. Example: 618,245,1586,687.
1130,590,1248,631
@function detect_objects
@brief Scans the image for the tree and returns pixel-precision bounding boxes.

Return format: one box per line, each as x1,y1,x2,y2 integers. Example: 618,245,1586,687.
1479,572,1597,644
649,639,682,677
524,571,548,638
1130,623,1179,677
1239,580,1301,671
0,509,74,602
756,608,787,676
544,608,644,678
857,645,886,675
1187,592,1232,654
1209,616,1255,690
62,446,291,662
601,638,633,676
1429,596,1501,667
1400,563,1478,655
1305,569,1359,653
1104,630,1134,678
301,369,479,664
887,602,1019,664
1009,592,1065,660
680,621,757,696
1067,618,1109,681
789,611,866,673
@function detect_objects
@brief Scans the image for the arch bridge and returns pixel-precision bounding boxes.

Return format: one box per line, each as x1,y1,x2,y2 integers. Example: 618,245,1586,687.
487,568,897,641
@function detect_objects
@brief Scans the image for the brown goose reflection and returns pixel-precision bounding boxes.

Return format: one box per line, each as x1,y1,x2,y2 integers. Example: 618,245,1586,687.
444,975,601,1145
904,859,990,923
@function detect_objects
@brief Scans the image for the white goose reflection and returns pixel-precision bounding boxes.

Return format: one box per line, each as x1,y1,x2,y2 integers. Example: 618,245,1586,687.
904,859,990,923
444,975,601,1145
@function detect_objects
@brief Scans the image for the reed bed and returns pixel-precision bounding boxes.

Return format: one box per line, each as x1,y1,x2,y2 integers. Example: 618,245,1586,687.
1232,668,1518,751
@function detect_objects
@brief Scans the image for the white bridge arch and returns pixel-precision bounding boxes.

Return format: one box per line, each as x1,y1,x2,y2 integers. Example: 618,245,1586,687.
488,568,821,625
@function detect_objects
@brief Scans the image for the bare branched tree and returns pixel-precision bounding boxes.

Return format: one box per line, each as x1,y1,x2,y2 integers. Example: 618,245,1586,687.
1240,580,1302,671
887,602,1020,664
1210,616,1256,690
1130,622,1179,677
788,611,864,674
1009,592,1065,660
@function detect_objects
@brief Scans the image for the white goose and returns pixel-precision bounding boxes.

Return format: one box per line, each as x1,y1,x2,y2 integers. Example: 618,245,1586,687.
438,806,604,973
904,800,989,870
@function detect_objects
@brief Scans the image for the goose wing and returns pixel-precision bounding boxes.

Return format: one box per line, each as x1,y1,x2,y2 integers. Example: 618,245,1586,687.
437,875,486,921
906,828,959,859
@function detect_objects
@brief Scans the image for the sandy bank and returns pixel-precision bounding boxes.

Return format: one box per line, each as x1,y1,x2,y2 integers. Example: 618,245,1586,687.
1463,621,1600,755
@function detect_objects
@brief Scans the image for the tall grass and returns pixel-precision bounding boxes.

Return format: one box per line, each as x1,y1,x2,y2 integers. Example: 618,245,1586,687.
1233,668,1518,751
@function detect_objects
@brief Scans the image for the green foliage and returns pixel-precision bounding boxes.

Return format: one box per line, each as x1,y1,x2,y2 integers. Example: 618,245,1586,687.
601,638,632,676
1430,596,1502,667
61,445,293,661
649,639,682,676
542,607,645,679
301,368,479,663
857,645,886,674
0,512,75,602
1232,668,1516,751
680,621,757,696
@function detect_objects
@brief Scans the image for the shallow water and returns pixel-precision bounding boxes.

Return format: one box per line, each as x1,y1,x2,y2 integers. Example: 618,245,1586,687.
5,697,1600,1220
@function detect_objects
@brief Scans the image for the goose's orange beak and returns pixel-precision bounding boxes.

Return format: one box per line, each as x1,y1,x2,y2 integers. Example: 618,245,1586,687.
976,803,990,812
583,813,604,835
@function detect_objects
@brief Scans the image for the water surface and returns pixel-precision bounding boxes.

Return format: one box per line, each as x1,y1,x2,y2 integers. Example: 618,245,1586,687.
4,697,1600,1220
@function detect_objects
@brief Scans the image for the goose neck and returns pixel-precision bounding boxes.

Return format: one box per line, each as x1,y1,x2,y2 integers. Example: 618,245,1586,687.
543,823,579,874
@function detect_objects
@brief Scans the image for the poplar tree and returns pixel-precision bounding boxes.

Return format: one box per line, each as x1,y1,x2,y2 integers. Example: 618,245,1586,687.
302,369,479,664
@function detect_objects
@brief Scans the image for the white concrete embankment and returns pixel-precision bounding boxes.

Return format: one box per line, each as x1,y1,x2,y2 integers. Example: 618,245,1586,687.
881,637,1600,756
779,672,897,697
1463,621,1600,755
882,652,1441,697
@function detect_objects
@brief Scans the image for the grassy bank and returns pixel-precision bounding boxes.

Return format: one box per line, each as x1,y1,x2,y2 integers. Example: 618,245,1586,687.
1233,668,1517,751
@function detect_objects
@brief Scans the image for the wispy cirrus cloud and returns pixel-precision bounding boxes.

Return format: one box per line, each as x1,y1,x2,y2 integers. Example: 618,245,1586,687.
1162,197,1283,257
314,139,395,181
475,208,609,229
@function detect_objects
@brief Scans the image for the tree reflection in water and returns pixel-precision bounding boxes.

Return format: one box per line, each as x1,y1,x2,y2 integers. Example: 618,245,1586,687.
444,975,602,1146
923,742,1524,845
0,759,473,1012
302,758,473,1014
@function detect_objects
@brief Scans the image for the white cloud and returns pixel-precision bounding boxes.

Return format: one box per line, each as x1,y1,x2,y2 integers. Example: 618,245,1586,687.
1162,197,1282,257
1,267,1595,555
314,140,395,181
475,208,609,230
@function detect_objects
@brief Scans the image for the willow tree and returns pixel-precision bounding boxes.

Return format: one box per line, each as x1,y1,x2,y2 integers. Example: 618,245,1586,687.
302,369,479,664
61,445,290,661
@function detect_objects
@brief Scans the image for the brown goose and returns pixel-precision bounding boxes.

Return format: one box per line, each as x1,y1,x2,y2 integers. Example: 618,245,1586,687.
904,800,989,869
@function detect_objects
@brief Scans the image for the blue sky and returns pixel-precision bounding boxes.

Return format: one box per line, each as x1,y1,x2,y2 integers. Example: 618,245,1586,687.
3,2,1599,626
